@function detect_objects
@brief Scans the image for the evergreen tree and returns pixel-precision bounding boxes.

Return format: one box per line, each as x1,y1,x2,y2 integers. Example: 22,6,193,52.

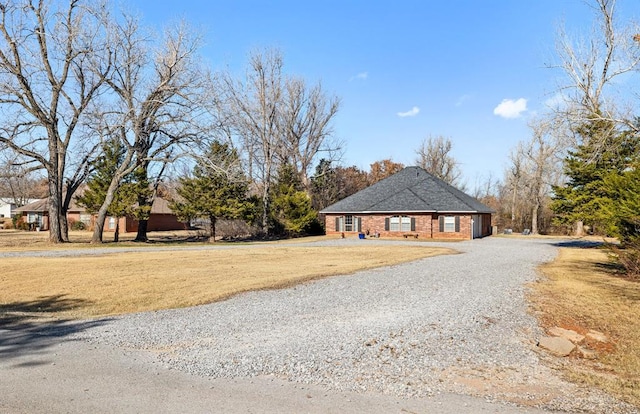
603,165,640,242
170,141,253,242
271,163,319,236
551,120,639,235
310,159,339,211
76,139,138,241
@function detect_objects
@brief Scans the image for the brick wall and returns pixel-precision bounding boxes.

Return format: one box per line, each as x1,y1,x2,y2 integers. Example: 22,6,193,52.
431,214,471,239
325,213,481,240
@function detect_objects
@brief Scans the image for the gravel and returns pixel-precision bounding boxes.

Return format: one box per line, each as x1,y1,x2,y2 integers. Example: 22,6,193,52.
72,236,638,413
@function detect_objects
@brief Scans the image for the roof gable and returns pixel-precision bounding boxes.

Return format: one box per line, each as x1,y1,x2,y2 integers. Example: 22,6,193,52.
320,166,493,214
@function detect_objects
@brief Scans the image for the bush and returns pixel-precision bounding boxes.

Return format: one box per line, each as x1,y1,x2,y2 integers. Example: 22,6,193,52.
69,218,87,231
15,217,28,231
608,238,640,280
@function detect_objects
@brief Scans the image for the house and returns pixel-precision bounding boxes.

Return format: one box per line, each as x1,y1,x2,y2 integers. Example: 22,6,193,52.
320,166,493,240
0,197,39,219
13,197,187,233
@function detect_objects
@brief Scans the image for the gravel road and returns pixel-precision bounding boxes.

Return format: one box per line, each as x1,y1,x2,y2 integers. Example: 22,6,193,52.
2,236,637,413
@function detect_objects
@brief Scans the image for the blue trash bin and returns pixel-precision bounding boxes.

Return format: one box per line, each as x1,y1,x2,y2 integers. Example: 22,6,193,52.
358,233,365,239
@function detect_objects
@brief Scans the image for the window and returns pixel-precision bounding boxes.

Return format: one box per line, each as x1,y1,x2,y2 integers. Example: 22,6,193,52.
344,215,353,232
386,215,413,232
439,215,460,233
108,217,116,230
335,215,361,232
80,214,92,227
27,212,42,226
443,216,455,232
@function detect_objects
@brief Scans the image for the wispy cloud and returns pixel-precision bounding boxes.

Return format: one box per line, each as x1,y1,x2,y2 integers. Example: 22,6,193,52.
349,71,368,82
397,106,420,117
455,94,472,107
493,98,527,119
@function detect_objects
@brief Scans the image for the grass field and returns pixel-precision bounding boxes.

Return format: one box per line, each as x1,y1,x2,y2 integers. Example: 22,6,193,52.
0,231,455,320
532,245,640,407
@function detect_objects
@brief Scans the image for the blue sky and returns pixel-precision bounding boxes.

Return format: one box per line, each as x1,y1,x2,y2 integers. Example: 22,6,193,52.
130,0,639,189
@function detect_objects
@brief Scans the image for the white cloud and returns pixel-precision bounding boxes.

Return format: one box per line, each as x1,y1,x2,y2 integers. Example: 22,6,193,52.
349,72,368,81
493,98,527,119
397,106,420,117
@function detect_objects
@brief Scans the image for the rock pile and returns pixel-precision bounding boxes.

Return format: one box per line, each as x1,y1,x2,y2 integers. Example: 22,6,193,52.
538,326,609,358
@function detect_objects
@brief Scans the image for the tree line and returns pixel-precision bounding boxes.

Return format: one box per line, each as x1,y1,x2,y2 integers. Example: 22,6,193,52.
3,0,639,276
0,1,467,244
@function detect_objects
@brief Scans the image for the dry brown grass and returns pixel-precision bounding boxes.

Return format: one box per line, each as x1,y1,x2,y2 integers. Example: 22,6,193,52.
0,242,454,320
531,246,640,407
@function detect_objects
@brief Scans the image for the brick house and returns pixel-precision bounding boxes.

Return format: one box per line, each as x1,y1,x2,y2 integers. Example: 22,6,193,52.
13,197,187,233
320,166,493,240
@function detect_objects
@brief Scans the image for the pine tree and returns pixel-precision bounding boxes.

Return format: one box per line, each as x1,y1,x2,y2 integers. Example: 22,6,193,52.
551,120,639,235
170,141,253,242
76,139,138,241
271,163,319,236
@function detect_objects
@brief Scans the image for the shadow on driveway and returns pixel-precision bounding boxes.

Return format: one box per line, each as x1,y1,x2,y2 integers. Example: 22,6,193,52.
0,295,110,364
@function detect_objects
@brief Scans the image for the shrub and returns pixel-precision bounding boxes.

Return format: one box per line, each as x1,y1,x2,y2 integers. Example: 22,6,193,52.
608,238,640,280
70,220,86,231
15,217,28,231
68,217,87,231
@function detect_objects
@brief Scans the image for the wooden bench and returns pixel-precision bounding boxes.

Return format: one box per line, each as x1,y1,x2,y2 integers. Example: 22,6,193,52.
403,233,419,239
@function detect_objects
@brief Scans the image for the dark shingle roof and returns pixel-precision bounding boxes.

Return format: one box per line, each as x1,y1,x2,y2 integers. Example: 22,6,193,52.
320,166,493,214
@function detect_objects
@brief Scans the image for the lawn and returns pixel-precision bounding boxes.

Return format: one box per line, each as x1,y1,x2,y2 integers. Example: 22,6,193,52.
0,231,455,320
531,245,640,407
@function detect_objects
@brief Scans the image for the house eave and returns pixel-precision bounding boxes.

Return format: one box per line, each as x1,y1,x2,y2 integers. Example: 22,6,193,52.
320,210,493,215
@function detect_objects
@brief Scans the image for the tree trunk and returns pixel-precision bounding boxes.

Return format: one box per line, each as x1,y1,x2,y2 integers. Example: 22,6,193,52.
47,177,65,243
575,220,584,236
92,177,123,243
531,200,539,235
209,215,217,242
114,219,120,242
135,218,149,242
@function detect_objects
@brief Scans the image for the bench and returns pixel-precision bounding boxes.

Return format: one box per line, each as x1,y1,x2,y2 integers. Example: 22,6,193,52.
403,233,419,239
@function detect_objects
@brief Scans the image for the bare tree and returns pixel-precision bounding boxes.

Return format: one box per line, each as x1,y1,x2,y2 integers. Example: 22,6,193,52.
88,17,210,243
0,0,111,242
0,153,47,205
414,135,463,187
504,118,564,234
221,48,341,235
221,49,282,234
550,0,640,145
277,77,341,190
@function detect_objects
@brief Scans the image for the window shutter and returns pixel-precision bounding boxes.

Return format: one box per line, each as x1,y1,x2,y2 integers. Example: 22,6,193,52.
410,217,416,231
356,217,362,232
438,216,444,232
335,217,340,231
455,216,460,232
384,218,389,231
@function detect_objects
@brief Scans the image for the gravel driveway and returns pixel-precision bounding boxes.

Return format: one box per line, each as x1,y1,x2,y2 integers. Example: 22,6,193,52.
2,236,637,413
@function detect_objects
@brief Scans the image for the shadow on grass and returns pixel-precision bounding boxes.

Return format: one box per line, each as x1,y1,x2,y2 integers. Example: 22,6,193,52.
551,240,605,249
0,295,111,362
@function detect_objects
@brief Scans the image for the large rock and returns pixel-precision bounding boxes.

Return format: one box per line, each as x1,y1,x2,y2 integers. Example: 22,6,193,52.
538,336,576,357
548,327,585,344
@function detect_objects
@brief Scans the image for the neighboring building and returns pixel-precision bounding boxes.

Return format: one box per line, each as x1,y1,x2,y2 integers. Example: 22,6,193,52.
13,197,186,233
0,198,39,219
320,166,493,240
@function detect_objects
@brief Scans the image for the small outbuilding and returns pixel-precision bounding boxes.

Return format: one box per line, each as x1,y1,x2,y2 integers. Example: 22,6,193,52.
320,166,493,240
